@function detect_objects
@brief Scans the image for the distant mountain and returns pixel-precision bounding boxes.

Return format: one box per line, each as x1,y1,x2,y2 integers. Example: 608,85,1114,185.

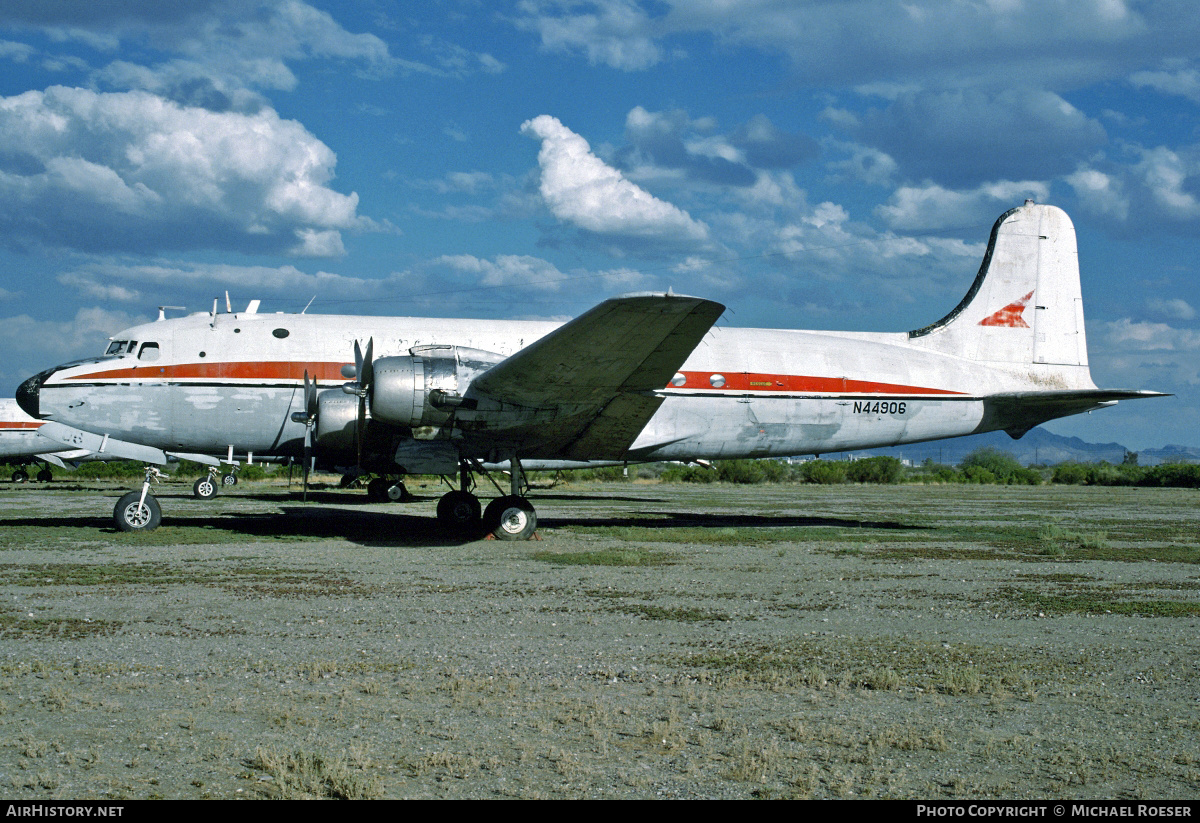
1141,444,1200,465
832,427,1196,467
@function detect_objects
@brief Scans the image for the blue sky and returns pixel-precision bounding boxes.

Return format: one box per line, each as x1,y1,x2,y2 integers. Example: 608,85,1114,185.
1,0,1197,451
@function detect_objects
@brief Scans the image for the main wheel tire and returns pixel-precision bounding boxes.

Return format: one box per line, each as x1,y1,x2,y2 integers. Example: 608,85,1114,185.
193,477,218,499
221,473,237,486
366,477,388,502
11,469,28,483
113,492,162,532
437,490,481,531
484,495,537,541
36,468,53,482
386,481,409,502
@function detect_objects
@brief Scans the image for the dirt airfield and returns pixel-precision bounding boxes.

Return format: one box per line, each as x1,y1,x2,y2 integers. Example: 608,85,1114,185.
0,476,1197,799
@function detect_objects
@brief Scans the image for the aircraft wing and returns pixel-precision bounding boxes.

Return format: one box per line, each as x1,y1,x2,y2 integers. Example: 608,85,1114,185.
467,292,724,459
983,389,1170,439
37,421,222,466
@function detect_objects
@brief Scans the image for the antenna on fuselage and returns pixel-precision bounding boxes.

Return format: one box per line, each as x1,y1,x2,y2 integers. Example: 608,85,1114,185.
301,295,316,314
225,291,232,313
157,306,185,322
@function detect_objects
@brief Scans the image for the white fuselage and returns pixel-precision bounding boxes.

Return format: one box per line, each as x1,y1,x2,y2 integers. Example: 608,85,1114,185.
19,306,1096,464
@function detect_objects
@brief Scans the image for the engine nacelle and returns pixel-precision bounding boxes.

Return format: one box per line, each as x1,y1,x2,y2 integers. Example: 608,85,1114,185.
314,391,360,455
370,345,504,429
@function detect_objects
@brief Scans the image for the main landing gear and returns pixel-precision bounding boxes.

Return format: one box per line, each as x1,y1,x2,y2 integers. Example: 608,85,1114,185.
192,465,239,499
367,476,411,503
108,459,541,539
10,464,53,483
435,458,538,541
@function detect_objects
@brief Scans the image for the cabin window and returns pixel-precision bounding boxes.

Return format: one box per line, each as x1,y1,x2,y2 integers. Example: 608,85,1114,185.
272,328,290,339
670,373,686,387
709,374,726,388
138,342,161,362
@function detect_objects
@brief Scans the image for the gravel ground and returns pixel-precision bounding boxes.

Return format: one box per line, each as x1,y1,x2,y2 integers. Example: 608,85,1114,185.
0,477,1197,799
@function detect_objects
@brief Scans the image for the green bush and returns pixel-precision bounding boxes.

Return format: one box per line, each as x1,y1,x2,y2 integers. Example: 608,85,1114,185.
959,448,1041,485
798,459,847,485
845,456,903,484
1051,463,1088,485
660,465,717,483
1141,463,1200,488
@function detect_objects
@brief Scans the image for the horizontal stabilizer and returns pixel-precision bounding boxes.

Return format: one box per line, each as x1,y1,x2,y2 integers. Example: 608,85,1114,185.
982,389,1170,439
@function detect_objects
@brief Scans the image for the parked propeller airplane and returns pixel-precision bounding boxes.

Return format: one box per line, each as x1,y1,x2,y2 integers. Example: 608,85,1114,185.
0,398,90,482
15,203,1165,538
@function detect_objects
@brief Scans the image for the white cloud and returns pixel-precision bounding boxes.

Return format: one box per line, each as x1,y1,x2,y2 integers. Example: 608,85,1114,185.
1101,318,1200,387
1145,298,1197,321
1134,146,1200,219
1105,318,1200,351
1130,66,1200,104
436,254,568,290
520,114,709,242
57,261,392,304
0,307,137,384
1066,167,1129,220
516,0,663,71
876,181,1050,231
0,86,362,256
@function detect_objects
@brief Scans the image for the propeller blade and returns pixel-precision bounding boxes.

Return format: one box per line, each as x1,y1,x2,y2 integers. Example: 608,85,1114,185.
351,339,373,471
304,369,317,418
359,338,374,390
301,369,316,501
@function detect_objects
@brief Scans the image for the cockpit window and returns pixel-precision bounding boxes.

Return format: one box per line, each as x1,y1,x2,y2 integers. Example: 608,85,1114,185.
106,341,125,355
137,342,160,362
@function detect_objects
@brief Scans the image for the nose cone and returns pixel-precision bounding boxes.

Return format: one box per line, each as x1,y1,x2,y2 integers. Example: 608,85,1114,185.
16,368,52,418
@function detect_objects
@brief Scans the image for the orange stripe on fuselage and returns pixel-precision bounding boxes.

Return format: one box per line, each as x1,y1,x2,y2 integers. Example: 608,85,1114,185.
0,422,44,430
62,361,963,396
65,362,349,382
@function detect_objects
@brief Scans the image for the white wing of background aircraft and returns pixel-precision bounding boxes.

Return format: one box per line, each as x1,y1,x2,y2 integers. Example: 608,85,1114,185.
16,202,1166,537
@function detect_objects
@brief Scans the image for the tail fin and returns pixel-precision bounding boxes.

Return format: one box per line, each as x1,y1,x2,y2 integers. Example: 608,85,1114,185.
909,202,1088,369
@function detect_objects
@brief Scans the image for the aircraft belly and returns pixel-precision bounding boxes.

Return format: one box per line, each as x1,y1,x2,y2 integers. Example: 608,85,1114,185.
635,396,987,459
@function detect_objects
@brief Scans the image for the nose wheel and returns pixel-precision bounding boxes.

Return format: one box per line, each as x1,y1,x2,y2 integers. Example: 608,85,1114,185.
113,466,167,532
113,492,162,532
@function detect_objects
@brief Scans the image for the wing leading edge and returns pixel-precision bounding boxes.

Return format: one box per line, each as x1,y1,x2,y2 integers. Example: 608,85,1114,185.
467,292,725,459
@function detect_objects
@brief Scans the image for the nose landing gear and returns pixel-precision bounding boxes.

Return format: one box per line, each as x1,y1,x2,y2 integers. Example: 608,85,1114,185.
113,466,167,532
